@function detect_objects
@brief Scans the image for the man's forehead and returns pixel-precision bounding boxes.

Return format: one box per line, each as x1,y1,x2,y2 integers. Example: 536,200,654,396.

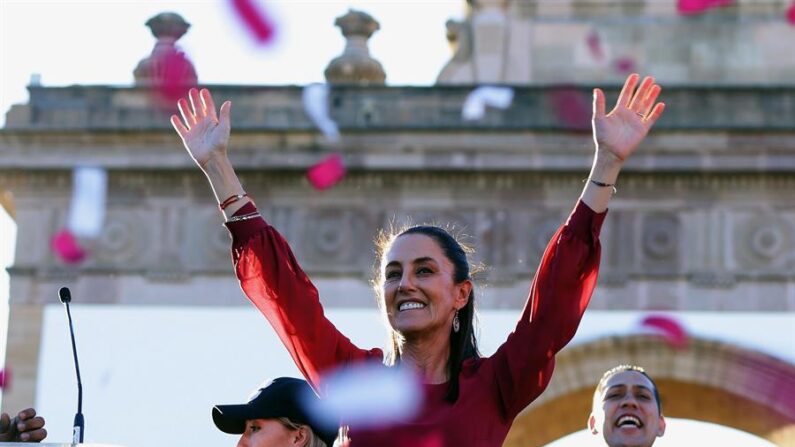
604,370,654,391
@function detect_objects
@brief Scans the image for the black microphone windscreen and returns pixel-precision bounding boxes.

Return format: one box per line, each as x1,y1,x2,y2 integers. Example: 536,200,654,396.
58,287,72,304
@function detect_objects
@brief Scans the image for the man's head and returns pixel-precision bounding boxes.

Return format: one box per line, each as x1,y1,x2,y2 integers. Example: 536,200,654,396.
589,365,666,447
212,377,336,447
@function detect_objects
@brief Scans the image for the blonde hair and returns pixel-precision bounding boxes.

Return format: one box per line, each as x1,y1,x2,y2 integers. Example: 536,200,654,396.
276,417,328,447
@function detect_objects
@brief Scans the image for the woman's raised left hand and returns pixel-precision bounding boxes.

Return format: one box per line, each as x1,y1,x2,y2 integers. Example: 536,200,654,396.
592,74,666,164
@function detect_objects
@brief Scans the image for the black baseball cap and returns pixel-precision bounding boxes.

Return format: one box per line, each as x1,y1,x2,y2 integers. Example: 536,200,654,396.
212,377,337,446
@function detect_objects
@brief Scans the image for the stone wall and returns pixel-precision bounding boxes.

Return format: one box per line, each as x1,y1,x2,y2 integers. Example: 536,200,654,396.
1,84,794,431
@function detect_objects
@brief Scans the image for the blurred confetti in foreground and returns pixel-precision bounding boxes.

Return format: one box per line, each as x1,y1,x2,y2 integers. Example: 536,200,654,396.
586,30,606,62
677,0,734,15
153,49,198,105
613,56,636,75
461,86,514,121
229,0,276,44
787,1,795,24
304,363,422,431
133,12,198,107
67,167,107,238
51,230,87,264
550,87,591,131
0,367,11,390
51,167,108,264
302,83,340,143
307,154,346,191
639,314,689,349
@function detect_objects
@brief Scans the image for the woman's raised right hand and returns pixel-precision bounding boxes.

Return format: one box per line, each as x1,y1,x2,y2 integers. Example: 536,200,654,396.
170,88,232,169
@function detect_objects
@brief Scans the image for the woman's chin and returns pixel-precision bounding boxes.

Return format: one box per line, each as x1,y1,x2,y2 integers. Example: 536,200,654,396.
391,316,431,336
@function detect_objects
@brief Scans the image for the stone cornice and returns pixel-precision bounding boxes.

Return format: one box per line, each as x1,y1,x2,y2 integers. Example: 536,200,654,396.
1,131,794,173
4,85,795,131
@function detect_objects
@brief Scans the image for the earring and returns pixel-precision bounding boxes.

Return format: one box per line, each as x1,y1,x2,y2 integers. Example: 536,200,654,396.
453,310,460,333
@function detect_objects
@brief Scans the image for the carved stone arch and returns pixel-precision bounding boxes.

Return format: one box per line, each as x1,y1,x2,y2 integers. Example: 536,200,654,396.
504,335,795,447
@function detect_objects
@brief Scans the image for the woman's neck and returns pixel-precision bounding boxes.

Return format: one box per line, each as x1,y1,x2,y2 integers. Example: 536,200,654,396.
397,329,451,384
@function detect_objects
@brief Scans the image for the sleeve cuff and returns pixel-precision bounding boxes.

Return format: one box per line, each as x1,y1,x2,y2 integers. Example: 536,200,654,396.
566,199,608,241
224,202,267,245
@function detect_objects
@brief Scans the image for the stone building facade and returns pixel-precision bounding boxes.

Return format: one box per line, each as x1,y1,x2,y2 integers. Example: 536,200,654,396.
1,1,794,446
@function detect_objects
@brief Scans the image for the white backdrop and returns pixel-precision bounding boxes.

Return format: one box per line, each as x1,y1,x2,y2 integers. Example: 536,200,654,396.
37,306,795,447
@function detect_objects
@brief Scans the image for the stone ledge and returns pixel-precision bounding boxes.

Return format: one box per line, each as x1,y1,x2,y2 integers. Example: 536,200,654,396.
4,84,795,131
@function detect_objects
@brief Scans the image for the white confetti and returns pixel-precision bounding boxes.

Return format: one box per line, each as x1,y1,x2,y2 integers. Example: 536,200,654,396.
302,83,341,143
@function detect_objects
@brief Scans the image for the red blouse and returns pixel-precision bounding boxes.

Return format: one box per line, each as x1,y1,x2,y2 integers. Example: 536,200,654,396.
226,200,606,446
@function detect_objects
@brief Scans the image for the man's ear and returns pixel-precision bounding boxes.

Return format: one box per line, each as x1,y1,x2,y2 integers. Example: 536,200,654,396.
657,414,666,437
588,413,599,435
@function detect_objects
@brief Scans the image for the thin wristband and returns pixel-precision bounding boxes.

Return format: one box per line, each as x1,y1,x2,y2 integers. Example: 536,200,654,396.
219,193,248,210
587,178,617,194
225,212,261,223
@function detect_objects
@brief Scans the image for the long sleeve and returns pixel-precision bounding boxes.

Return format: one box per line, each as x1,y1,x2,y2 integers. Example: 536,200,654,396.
225,203,383,390
490,200,607,420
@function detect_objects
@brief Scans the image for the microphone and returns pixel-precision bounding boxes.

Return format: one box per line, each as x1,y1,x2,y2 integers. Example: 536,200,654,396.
58,286,84,443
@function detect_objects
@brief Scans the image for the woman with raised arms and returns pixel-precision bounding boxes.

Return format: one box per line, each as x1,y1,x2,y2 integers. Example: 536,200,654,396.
171,74,665,446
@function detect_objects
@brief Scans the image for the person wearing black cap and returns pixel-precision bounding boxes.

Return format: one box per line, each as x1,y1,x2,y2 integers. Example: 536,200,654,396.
213,377,336,447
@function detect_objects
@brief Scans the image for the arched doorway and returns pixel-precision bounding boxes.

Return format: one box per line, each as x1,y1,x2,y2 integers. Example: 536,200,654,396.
504,335,795,447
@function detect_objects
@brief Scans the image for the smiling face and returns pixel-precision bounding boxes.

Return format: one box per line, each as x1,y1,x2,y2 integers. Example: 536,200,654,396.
236,419,304,447
589,371,666,447
381,233,471,337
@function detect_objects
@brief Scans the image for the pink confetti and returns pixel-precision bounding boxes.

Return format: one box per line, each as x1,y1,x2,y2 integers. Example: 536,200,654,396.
787,2,795,24
0,367,11,390
677,0,734,15
640,314,689,349
51,229,87,264
613,57,636,75
586,30,605,61
307,154,346,191
155,49,197,105
550,87,591,131
230,0,276,44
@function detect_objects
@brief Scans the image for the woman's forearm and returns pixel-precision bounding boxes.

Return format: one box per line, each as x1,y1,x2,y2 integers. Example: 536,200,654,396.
580,152,622,213
201,152,250,218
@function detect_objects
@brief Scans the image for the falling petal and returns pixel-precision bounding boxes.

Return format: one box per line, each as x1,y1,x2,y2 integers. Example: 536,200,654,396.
0,367,11,390
586,30,605,61
229,0,276,44
787,2,795,24
613,57,636,75
462,86,514,121
640,314,689,349
51,229,87,264
307,154,346,191
677,0,734,15
302,83,341,143
550,87,591,131
155,49,198,105
67,167,107,238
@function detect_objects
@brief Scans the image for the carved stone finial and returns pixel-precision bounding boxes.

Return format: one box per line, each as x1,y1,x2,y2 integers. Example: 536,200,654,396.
133,12,197,86
324,9,386,85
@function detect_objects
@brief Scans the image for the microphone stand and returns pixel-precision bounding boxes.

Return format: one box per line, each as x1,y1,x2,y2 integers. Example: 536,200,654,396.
60,287,85,443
